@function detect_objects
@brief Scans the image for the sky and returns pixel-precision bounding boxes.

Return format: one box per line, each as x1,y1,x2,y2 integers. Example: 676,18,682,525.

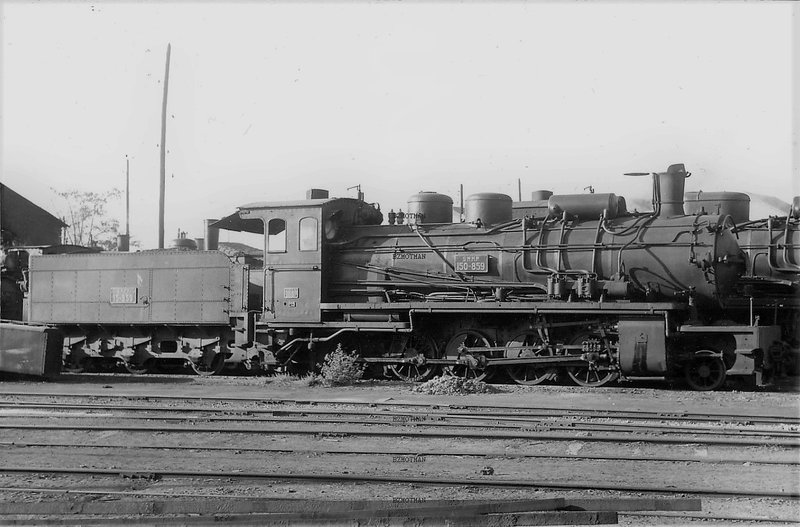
1,1,797,249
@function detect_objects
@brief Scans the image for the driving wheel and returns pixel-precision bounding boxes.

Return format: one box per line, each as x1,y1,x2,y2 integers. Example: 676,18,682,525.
565,332,618,387
388,334,440,382
504,332,557,386
443,330,493,381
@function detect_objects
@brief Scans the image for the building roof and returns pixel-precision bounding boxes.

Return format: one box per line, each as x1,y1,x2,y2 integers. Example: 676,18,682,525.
1,183,67,246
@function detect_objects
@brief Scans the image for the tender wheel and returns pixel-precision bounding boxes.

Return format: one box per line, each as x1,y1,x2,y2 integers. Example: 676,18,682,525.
565,332,618,387
504,332,557,386
443,330,493,381
123,359,154,375
388,334,440,382
684,354,726,391
189,353,226,376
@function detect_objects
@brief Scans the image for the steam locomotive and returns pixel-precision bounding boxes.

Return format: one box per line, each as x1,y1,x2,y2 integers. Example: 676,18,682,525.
22,164,800,390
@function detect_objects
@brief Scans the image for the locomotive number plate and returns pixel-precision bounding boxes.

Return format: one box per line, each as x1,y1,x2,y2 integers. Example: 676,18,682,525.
454,254,489,273
110,287,138,304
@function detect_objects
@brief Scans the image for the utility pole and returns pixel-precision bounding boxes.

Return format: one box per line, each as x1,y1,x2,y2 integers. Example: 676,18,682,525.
126,156,130,237
158,43,171,249
117,156,131,251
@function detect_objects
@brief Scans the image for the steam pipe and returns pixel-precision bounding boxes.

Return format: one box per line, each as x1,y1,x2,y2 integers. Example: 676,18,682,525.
767,217,800,272
783,208,799,268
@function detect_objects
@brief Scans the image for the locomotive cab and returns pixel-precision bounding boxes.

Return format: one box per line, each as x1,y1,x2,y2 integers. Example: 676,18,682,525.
223,195,383,324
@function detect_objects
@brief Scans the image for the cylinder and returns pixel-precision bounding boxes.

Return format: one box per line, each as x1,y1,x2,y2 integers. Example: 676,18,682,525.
531,190,553,201
657,163,688,217
465,193,513,226
548,193,620,219
116,234,130,252
407,192,453,224
684,191,751,223
204,219,220,251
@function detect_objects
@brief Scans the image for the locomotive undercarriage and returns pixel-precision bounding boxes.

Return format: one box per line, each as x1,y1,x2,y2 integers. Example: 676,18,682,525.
59,325,242,376
249,299,786,391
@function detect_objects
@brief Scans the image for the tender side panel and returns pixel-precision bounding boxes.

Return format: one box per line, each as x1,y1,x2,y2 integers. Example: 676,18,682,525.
29,251,235,325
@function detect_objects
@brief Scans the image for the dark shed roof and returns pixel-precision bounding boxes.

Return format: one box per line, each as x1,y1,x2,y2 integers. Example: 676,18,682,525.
1,184,67,246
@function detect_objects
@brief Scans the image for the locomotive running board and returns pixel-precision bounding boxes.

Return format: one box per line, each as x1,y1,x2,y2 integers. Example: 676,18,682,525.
260,321,410,330
320,301,683,315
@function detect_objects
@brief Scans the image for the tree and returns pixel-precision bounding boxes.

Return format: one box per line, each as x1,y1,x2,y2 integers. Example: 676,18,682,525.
53,188,125,250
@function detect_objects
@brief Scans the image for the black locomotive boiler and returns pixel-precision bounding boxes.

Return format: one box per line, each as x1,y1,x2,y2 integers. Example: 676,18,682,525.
215,163,791,390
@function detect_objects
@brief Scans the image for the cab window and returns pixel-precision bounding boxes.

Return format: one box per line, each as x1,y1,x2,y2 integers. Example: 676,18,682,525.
267,218,286,253
299,217,318,251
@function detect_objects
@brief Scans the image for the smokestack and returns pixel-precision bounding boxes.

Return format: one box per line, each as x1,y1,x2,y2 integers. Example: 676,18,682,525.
657,163,689,217
204,219,220,251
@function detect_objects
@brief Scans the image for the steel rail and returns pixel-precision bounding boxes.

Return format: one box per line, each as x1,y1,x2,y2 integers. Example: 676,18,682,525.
2,401,797,436
0,422,797,447
3,411,797,439
1,466,797,498
1,391,796,424
2,440,796,466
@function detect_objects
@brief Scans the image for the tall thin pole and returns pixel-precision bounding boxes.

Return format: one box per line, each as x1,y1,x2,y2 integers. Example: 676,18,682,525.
517,178,522,201
158,43,171,249
125,156,130,237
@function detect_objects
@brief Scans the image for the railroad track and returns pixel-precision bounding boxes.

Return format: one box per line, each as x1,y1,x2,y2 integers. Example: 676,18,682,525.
2,401,798,437
2,390,798,425
2,413,798,443
2,422,797,448
1,389,798,524
3,440,795,465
